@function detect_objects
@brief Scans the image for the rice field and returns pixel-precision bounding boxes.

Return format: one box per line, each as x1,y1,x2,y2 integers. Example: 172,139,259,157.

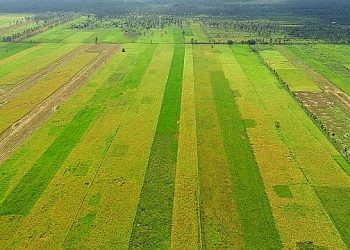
1,13,350,249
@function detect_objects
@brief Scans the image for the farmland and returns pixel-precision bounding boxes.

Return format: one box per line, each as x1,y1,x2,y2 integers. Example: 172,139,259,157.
0,7,350,250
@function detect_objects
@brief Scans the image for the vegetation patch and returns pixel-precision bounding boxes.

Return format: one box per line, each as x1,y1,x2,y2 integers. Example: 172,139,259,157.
333,155,350,176
243,119,256,128
273,185,293,198
0,106,101,215
210,70,282,249
315,186,350,247
129,45,185,249
64,211,97,248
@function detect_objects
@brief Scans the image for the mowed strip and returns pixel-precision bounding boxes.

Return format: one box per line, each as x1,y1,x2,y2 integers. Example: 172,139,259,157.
228,45,350,249
171,45,201,249
2,44,154,249
62,44,172,249
0,43,80,87
0,50,98,134
129,44,185,249
192,45,244,249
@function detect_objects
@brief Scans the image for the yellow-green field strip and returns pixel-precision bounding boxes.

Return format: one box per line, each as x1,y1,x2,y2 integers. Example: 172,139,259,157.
229,45,350,249
0,43,80,87
129,44,185,249
171,45,201,249
0,50,98,134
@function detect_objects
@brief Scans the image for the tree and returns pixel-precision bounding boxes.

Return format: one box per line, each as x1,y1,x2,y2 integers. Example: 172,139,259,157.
95,37,98,44
122,48,126,52
227,39,234,45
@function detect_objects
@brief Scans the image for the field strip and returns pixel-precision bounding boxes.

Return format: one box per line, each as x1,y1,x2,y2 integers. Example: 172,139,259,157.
129,44,185,249
170,45,201,249
0,20,34,36
10,45,144,249
0,43,80,87
58,44,165,249
0,45,134,247
211,71,282,249
315,186,350,247
0,45,117,165
259,49,321,92
192,45,244,249
228,45,349,249
0,46,118,217
0,44,89,103
0,43,40,67
0,50,99,134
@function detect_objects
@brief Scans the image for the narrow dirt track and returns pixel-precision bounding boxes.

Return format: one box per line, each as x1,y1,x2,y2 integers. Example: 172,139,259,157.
0,44,92,104
0,44,118,164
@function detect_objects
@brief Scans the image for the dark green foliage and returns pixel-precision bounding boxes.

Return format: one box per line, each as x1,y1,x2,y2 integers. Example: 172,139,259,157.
210,70,282,249
129,45,185,249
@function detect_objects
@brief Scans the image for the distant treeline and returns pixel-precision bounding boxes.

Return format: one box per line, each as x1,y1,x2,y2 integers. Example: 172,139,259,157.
0,0,350,23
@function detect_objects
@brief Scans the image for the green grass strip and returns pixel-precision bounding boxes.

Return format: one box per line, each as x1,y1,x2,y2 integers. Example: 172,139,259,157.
129,45,185,249
0,42,34,60
315,186,350,247
0,106,101,216
210,70,282,249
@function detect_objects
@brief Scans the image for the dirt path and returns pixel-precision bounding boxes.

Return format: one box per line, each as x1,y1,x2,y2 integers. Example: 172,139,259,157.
0,44,91,104
0,44,118,164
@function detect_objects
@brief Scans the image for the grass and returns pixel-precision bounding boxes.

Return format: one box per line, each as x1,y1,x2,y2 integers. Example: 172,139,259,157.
0,42,34,60
0,51,98,134
129,44,185,249
210,69,282,249
286,45,350,96
0,42,80,86
315,187,350,248
171,45,201,249
193,45,244,248
259,49,320,92
0,106,101,215
191,23,208,43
